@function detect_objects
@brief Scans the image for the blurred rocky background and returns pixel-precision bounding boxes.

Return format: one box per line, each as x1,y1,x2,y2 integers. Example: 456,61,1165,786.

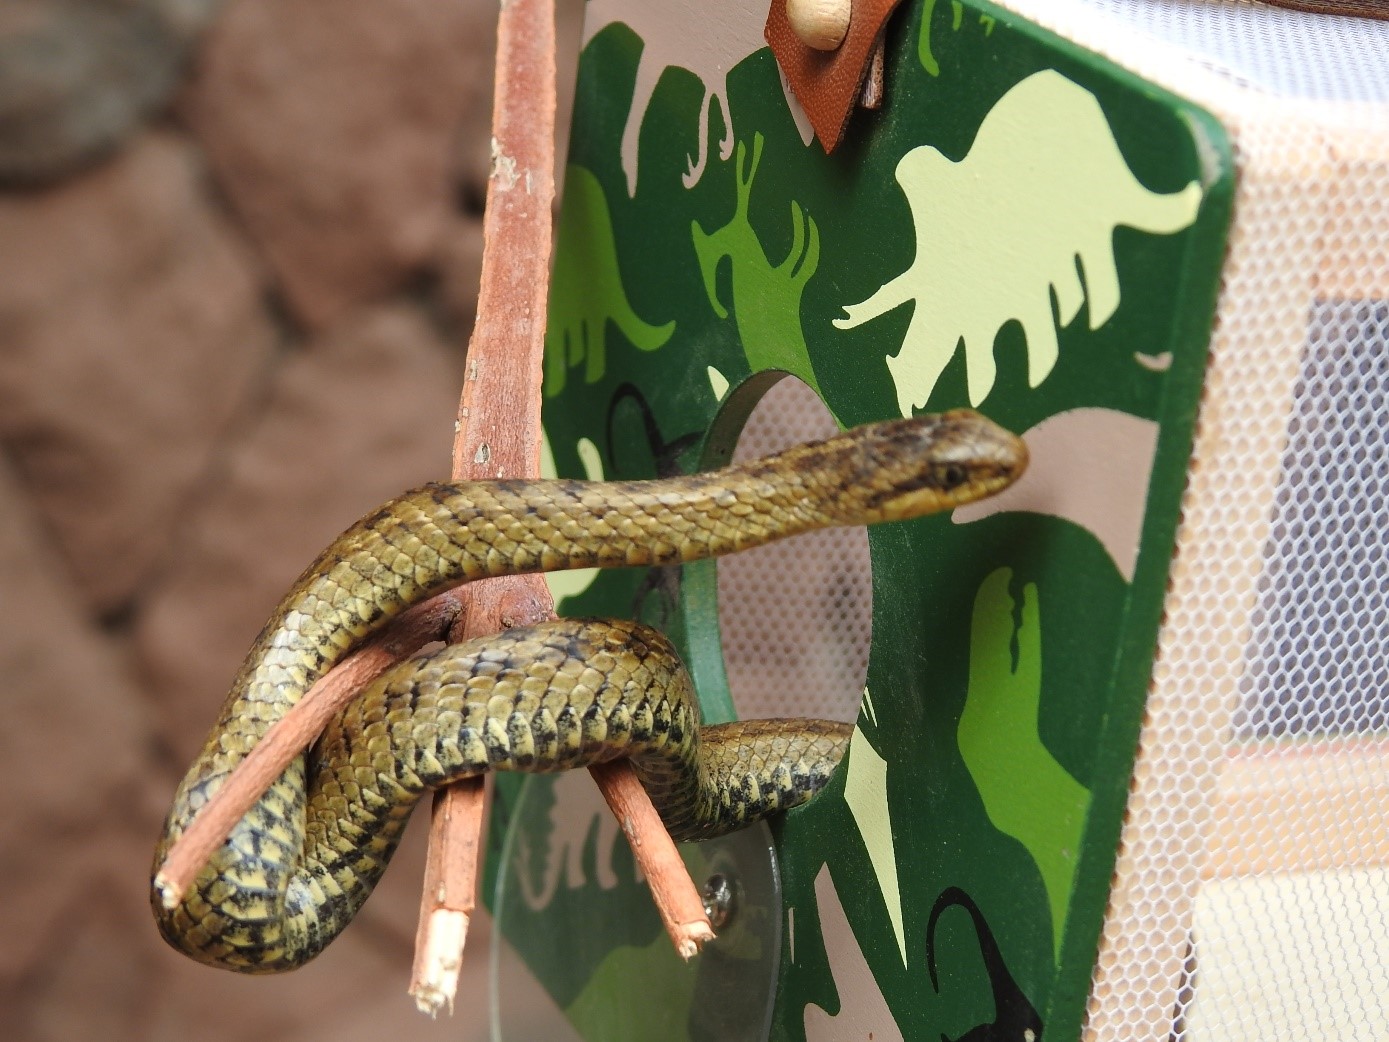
0,1,582,1038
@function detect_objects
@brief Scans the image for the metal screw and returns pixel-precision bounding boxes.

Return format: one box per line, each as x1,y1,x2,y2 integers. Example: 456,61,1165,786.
701,873,736,930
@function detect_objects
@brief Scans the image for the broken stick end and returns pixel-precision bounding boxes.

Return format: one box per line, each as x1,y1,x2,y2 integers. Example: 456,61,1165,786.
152,872,182,911
676,920,716,961
409,907,471,1017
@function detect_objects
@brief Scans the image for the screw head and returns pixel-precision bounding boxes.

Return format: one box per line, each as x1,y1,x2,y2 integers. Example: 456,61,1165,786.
701,872,736,929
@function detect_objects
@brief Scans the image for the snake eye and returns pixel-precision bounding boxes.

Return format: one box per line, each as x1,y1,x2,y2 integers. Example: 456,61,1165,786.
939,463,968,490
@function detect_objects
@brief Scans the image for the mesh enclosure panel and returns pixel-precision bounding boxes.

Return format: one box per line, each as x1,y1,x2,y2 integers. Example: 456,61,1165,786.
993,2,1389,1039
716,377,874,724
1237,302,1389,740
1076,0,1389,102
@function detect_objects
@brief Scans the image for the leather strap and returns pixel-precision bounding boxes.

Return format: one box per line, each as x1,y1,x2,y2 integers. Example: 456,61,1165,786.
766,0,908,152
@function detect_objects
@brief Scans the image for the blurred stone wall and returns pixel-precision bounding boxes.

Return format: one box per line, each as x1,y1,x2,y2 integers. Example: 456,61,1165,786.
0,1,581,1039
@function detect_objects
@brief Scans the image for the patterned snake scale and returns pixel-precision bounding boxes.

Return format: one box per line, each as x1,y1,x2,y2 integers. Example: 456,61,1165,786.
152,409,1026,972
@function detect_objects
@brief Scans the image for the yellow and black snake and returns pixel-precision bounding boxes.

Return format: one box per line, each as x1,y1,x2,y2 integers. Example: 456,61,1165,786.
152,409,1026,972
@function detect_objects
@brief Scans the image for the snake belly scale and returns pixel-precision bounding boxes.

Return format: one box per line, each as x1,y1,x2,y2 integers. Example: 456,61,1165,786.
152,409,1026,972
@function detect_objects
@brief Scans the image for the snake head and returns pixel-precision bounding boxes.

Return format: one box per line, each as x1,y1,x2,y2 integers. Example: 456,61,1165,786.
833,409,1028,524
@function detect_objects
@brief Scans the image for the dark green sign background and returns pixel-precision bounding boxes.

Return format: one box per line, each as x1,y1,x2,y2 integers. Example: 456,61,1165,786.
485,2,1233,1039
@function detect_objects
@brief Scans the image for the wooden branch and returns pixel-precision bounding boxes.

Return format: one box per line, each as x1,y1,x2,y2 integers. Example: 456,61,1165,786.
590,761,716,958
152,594,462,910
409,0,558,1015
411,0,714,1009
409,781,486,1017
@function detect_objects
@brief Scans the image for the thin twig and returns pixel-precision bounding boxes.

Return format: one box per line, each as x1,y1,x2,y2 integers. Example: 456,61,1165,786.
409,584,552,1014
409,0,559,1013
590,761,716,958
409,781,486,1016
410,0,715,1007
152,594,462,909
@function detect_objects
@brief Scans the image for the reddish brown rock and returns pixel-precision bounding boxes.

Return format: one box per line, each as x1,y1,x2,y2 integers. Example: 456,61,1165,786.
181,0,499,330
134,304,462,756
0,455,151,983
7,816,489,1042
126,303,487,1036
452,0,584,218
139,923,482,1042
15,871,163,1041
0,0,585,1033
0,131,275,615
437,212,486,334
0,0,223,184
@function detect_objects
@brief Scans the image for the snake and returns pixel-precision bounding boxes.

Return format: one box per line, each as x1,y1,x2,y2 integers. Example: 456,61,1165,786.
151,408,1026,973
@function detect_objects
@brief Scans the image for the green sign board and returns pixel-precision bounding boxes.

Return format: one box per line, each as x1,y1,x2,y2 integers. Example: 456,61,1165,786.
486,2,1233,1039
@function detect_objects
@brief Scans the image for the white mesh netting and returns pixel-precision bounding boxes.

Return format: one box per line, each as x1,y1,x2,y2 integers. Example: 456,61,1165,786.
716,377,874,724
993,2,1389,1039
1236,301,1389,741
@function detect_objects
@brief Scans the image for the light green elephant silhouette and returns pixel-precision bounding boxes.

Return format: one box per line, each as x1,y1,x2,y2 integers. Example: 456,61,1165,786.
546,165,674,397
835,70,1202,413
959,567,1091,961
692,135,824,396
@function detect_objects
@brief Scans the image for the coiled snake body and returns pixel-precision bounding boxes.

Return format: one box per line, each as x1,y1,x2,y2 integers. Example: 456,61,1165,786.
153,409,1025,972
